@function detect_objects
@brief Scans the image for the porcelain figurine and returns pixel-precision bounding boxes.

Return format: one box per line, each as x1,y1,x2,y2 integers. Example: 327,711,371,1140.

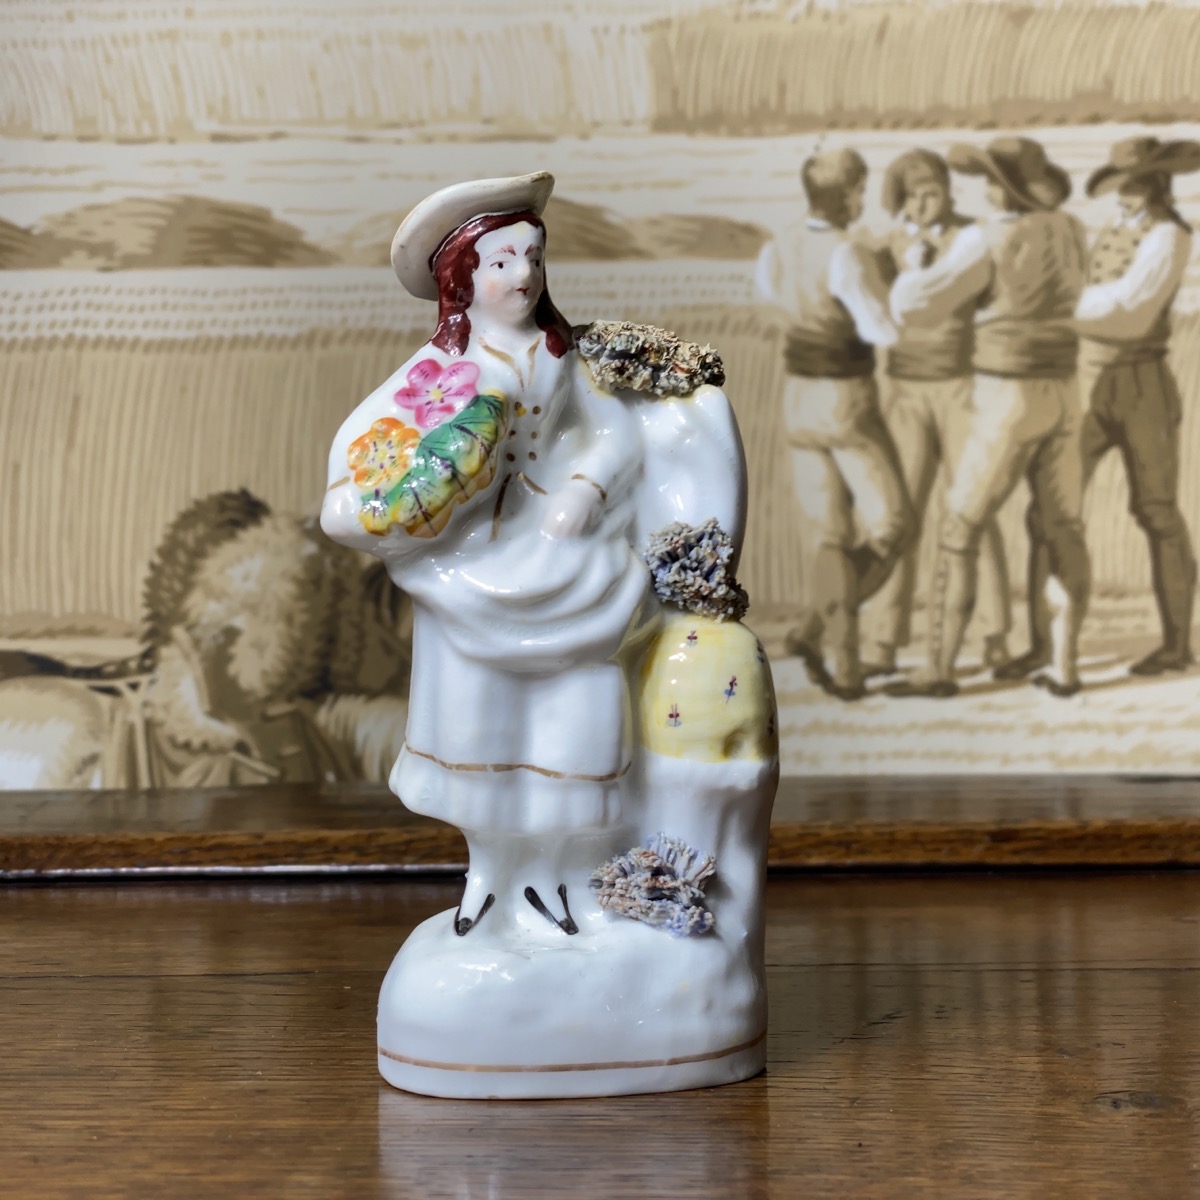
320,172,778,1099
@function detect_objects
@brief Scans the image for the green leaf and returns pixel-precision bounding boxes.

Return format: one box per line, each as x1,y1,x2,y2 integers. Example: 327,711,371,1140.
365,392,509,537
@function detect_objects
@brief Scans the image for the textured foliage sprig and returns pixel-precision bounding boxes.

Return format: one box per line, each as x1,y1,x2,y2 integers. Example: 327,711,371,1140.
643,518,749,621
590,833,716,936
574,320,725,397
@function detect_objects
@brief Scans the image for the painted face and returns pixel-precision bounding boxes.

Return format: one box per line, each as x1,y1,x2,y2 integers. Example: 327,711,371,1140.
903,180,949,229
469,222,545,326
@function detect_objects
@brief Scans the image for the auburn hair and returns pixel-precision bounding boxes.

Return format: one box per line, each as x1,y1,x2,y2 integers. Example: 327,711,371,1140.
429,210,573,358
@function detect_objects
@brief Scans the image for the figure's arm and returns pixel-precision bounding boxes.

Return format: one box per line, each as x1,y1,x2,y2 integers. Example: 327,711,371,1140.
635,383,748,563
543,359,642,538
890,224,993,324
320,347,476,559
753,238,785,308
1074,224,1191,340
829,239,899,347
320,363,412,556
753,237,796,334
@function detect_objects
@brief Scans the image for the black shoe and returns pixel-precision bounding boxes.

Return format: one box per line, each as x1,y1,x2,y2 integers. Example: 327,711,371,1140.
992,650,1050,681
1130,647,1194,676
1031,673,1082,698
821,678,867,702
454,892,495,936
860,660,898,680
524,884,579,935
884,678,959,699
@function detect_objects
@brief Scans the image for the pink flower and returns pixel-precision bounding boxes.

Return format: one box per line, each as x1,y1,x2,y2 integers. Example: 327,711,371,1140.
394,359,480,430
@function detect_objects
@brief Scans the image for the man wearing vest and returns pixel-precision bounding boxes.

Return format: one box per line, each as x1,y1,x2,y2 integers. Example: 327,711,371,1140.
884,137,1090,698
756,148,914,700
1014,138,1199,677
860,148,1013,678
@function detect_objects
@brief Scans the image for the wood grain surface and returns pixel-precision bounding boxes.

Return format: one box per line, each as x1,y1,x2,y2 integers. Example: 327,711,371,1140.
5,775,1200,877
2,871,1198,1198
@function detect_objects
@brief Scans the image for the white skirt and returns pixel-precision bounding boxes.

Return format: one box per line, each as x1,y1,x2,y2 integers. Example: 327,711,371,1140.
392,597,635,835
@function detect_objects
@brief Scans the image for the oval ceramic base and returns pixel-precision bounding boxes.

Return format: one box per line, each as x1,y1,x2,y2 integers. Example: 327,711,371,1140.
377,1038,765,1100
376,898,767,1100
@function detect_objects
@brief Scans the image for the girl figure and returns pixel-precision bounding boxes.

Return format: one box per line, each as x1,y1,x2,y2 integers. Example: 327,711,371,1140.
327,174,770,1101
321,173,649,936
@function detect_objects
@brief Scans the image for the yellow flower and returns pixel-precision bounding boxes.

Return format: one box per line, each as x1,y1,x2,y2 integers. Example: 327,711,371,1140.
347,418,419,490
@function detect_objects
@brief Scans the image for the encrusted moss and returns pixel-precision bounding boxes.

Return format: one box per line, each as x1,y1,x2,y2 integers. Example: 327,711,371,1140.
643,518,749,622
574,319,725,397
589,833,716,937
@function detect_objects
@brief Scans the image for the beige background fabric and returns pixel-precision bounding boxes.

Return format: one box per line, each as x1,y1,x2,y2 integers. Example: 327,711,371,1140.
2,0,1200,783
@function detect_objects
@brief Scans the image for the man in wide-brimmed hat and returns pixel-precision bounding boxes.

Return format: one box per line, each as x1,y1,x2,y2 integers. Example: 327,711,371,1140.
885,136,1090,699
860,148,1013,680
756,147,914,700
1020,138,1199,677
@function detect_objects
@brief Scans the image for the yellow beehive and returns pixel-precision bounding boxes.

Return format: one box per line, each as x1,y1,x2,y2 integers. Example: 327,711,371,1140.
637,610,777,765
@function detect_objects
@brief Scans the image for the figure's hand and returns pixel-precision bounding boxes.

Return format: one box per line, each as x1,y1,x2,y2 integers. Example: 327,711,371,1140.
541,477,603,538
903,239,935,270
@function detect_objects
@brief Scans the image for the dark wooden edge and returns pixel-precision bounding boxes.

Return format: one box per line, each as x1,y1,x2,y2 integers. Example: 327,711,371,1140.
4,775,1200,878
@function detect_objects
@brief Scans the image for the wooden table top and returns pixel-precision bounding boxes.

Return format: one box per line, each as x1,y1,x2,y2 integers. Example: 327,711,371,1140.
4,871,1199,1198
9,774,1200,877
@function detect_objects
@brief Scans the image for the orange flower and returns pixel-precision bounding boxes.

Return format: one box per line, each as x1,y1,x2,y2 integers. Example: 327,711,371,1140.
347,418,420,489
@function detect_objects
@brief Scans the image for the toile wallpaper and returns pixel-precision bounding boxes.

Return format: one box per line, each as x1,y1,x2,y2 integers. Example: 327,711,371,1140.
1,0,1199,788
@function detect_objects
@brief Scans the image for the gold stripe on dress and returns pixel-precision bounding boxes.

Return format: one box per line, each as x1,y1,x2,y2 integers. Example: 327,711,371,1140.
379,1030,766,1074
480,335,542,389
571,473,607,503
480,338,522,385
489,471,513,542
404,742,630,783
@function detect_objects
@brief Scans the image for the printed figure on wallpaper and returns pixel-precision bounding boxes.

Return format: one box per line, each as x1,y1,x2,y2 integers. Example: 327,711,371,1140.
1061,138,1200,678
0,492,411,789
756,148,915,701
887,136,1090,700
862,149,1013,682
760,134,1200,704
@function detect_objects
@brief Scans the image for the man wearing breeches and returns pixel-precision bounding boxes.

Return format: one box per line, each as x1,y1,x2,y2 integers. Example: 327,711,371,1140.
757,148,914,700
861,149,1013,678
885,137,1090,698
1013,137,1199,677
